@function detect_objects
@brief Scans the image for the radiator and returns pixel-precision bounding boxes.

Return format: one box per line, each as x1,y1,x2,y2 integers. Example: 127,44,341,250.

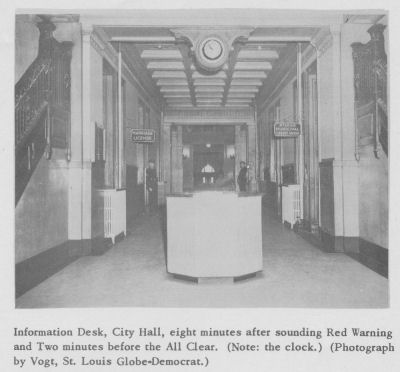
100,189,126,244
281,184,302,228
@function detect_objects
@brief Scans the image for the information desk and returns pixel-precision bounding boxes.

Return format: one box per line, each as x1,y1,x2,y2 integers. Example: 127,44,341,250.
166,191,263,280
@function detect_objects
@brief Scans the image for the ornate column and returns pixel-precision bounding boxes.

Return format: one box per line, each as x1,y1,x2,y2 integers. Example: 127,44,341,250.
171,125,183,193
235,124,247,192
247,124,258,192
67,22,92,250
162,123,171,195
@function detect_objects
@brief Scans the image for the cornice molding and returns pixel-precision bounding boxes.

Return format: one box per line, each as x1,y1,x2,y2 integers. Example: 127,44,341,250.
170,27,254,50
34,14,80,25
91,27,162,114
257,28,334,115
164,107,255,124
311,27,333,57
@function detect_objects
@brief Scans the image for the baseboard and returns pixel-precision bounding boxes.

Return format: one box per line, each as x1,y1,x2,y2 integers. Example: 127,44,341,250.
16,241,80,298
350,238,388,278
297,229,387,278
15,237,112,298
319,230,337,252
91,236,113,256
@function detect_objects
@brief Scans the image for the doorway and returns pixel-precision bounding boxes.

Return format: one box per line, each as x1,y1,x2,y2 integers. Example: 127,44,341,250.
181,125,236,192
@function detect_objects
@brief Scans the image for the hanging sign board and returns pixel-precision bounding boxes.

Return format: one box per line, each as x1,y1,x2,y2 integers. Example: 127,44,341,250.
130,128,156,143
273,122,301,138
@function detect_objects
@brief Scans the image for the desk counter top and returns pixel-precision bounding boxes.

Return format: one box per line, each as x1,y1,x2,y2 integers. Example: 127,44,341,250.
166,191,263,279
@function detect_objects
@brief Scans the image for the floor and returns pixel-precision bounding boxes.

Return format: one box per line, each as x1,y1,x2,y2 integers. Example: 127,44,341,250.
16,206,388,308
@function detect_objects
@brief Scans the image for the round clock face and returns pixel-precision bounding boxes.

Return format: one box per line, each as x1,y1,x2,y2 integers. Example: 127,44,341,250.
202,38,223,61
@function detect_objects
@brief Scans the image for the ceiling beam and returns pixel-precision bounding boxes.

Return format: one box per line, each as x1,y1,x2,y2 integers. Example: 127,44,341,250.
160,86,190,92
193,79,226,86
141,49,182,59
168,104,194,108
225,103,251,107
231,79,263,86
147,61,185,70
163,93,191,98
248,36,312,42
156,79,188,86
192,71,227,79
110,36,176,42
227,93,256,98
235,61,272,70
237,49,279,59
175,42,197,107
196,93,224,98
222,41,243,106
233,71,267,79
195,86,225,93
152,70,186,78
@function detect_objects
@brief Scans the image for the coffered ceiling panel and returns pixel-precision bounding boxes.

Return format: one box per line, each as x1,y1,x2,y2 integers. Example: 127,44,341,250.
102,26,319,109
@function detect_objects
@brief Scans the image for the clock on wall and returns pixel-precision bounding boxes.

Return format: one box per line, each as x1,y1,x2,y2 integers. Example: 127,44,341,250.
196,36,228,72
170,28,254,73
202,38,223,60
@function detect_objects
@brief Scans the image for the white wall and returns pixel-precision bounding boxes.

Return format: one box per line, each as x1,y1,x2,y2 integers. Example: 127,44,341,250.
15,18,70,262
15,15,39,83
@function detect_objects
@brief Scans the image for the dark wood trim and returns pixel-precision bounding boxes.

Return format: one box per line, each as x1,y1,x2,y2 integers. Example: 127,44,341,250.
171,273,199,283
234,272,258,282
15,237,113,298
296,229,387,278
348,238,388,278
16,240,80,298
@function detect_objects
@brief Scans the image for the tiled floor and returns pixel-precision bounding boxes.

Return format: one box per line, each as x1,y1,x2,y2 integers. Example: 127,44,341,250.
16,207,388,308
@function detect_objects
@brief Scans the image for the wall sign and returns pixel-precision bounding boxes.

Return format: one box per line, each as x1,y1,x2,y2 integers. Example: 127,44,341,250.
130,129,156,143
273,122,301,137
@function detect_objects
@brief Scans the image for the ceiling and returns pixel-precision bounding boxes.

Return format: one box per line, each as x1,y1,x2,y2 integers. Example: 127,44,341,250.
101,26,320,109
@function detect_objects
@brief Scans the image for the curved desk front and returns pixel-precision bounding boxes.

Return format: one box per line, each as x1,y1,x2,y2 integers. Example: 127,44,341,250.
166,191,263,280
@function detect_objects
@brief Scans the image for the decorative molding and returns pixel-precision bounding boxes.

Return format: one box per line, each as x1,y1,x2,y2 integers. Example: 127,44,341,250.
256,46,297,114
91,27,162,114
89,31,105,55
170,27,254,73
164,107,254,124
310,27,333,57
43,14,80,24
257,28,333,116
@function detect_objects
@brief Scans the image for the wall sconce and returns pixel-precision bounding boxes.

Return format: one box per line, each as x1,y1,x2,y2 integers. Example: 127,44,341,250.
182,145,190,159
226,145,235,159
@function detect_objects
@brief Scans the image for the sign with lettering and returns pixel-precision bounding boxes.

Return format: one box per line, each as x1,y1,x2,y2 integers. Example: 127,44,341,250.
130,129,156,143
273,122,301,137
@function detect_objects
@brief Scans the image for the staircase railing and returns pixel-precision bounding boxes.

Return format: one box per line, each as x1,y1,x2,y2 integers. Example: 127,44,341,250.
352,24,388,160
15,17,72,204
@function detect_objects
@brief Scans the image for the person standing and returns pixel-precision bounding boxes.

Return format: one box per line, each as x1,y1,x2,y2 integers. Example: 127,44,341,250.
146,160,158,213
237,161,248,192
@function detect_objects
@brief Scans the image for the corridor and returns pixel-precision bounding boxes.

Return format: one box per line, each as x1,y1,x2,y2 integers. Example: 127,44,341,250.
16,205,388,309
15,10,389,310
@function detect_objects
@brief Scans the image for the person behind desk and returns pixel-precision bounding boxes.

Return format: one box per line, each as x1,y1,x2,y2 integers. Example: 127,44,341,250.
237,161,248,192
146,160,158,213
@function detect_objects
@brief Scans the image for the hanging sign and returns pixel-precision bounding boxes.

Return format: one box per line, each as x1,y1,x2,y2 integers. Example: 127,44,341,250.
273,122,301,138
130,129,156,143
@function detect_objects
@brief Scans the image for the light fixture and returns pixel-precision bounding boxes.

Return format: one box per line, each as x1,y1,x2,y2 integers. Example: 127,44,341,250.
226,145,235,159
206,143,211,148
182,146,190,159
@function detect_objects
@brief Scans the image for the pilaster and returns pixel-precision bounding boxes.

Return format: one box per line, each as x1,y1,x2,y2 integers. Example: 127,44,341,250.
235,124,247,192
162,123,172,194
247,124,258,192
68,22,92,242
171,125,183,193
